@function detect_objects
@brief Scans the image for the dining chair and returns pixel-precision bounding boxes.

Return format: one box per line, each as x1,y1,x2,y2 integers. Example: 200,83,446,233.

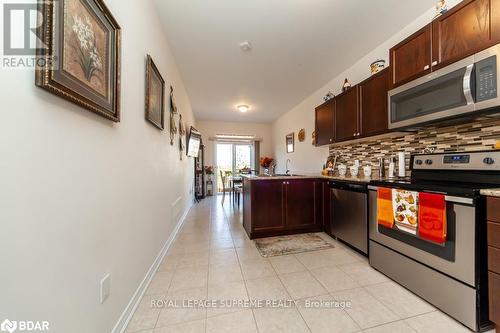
219,170,232,205
233,178,243,206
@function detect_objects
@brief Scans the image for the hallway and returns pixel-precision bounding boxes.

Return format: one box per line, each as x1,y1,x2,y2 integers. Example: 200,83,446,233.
125,196,474,333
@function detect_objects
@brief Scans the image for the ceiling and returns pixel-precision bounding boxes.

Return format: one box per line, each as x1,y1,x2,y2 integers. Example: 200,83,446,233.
154,0,436,123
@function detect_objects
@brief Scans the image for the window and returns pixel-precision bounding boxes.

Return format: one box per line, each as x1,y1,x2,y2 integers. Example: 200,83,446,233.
216,143,254,192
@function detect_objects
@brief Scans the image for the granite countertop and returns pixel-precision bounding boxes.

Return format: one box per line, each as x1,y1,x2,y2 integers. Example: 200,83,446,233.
480,189,500,197
241,173,385,183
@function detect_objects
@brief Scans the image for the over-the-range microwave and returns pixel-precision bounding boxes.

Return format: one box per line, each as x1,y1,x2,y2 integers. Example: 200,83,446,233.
388,43,500,130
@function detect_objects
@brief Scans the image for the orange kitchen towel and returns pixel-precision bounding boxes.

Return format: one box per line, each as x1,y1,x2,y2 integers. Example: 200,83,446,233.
377,187,394,229
418,192,447,244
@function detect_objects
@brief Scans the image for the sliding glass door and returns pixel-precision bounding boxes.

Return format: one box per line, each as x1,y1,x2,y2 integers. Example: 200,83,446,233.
216,143,253,192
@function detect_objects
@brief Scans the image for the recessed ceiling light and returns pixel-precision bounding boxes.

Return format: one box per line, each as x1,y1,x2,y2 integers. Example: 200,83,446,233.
239,41,252,52
237,105,249,113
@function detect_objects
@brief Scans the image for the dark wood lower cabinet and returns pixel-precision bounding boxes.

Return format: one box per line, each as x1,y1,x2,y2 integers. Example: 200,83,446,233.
489,271,500,325
285,180,316,230
243,178,325,239
243,178,285,237
487,197,500,327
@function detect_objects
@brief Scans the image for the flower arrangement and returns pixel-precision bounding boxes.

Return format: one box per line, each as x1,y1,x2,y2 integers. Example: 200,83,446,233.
260,157,274,168
71,14,103,82
204,166,214,175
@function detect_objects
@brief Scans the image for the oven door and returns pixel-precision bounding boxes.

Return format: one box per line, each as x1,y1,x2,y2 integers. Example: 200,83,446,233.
388,56,475,129
368,187,476,287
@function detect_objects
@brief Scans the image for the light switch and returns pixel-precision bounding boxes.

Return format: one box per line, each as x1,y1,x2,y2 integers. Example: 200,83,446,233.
100,274,111,304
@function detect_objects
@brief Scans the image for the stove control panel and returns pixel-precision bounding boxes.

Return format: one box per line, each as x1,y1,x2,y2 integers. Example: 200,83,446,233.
412,151,500,171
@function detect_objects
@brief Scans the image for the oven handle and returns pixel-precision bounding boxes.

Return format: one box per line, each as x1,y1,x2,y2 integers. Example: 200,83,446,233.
444,195,474,205
367,186,473,205
463,64,475,105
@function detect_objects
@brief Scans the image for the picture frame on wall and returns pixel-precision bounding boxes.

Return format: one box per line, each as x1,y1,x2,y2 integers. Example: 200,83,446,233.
286,132,294,153
35,0,121,122
145,55,165,130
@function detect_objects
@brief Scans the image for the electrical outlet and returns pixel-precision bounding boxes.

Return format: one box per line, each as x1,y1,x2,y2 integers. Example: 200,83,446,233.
100,274,111,304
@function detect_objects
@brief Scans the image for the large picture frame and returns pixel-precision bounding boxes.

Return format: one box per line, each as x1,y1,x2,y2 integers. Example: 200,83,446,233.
35,0,121,122
145,55,165,130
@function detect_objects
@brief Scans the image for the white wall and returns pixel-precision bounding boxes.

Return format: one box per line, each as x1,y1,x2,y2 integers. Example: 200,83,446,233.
0,1,195,332
196,120,273,169
272,0,461,174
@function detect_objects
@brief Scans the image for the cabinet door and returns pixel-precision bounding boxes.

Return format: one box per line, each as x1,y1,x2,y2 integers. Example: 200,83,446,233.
322,182,331,233
489,271,500,325
335,86,359,142
390,24,432,87
284,180,317,230
315,99,335,146
359,68,389,137
432,0,500,70
251,181,285,232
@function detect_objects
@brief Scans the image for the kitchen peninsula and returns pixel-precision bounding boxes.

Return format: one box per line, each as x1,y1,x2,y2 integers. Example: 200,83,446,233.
242,174,371,239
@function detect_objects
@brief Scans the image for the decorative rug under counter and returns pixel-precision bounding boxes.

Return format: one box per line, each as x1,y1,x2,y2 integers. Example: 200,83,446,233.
254,232,335,257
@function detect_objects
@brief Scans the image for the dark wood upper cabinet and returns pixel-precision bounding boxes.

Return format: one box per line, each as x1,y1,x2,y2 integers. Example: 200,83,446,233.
390,0,500,87
335,86,360,142
284,180,317,230
390,24,432,87
359,68,389,137
432,0,500,70
315,99,335,146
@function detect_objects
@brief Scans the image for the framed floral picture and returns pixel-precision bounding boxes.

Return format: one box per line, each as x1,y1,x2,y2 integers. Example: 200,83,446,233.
145,55,165,130
35,0,121,122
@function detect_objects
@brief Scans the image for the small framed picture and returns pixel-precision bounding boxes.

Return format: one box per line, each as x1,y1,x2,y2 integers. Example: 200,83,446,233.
286,133,294,153
145,55,165,130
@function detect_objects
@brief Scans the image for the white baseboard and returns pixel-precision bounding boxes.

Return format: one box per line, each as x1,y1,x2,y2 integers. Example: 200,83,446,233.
111,203,192,333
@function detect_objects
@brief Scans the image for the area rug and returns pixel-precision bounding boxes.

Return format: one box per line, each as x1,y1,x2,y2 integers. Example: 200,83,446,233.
254,232,335,257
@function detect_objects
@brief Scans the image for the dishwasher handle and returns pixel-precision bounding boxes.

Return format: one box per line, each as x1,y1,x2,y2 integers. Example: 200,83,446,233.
329,181,367,193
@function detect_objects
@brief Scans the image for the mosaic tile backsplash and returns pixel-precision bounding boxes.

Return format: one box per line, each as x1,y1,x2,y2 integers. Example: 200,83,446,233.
328,115,500,171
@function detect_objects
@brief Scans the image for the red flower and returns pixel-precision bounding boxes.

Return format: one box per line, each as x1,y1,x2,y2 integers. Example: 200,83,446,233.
260,157,274,168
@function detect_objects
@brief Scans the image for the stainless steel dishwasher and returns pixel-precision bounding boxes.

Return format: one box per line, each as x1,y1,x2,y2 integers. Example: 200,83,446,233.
329,181,368,254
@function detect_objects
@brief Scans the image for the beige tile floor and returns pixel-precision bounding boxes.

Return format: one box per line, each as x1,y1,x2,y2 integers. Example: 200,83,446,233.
125,195,493,333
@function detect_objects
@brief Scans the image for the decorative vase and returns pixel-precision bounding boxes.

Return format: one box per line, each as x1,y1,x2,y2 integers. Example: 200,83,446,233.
206,176,213,196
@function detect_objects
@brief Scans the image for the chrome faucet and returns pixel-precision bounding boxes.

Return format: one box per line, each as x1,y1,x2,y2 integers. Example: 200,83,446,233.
286,159,291,175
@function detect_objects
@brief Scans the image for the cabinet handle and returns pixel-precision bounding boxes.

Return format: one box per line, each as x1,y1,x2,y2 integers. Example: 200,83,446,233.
329,138,333,142
424,65,430,70
432,61,438,66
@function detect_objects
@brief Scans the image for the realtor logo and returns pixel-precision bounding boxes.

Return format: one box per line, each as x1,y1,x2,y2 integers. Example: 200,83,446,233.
0,319,49,332
3,3,47,55
1,2,57,69
0,319,17,333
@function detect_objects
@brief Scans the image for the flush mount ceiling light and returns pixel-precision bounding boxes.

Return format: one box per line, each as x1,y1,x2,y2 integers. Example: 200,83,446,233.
237,105,249,113
239,41,252,52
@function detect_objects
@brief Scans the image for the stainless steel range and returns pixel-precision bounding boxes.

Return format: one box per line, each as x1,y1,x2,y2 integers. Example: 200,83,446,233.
368,150,500,332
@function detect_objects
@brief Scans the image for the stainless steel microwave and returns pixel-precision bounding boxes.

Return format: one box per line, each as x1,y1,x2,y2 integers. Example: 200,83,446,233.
388,44,500,129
